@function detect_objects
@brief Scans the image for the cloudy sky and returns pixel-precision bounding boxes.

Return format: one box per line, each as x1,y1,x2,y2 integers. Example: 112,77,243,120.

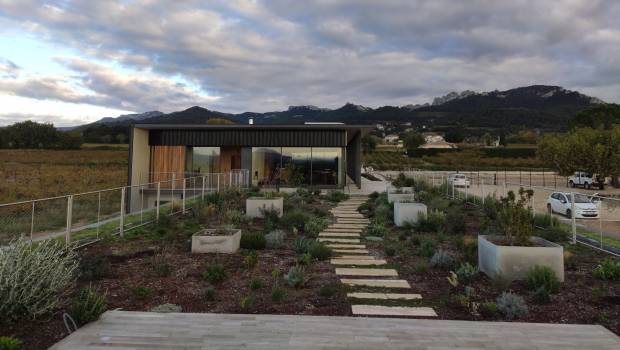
0,0,619,126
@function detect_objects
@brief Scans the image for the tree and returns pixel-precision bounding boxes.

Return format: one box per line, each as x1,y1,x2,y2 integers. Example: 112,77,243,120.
361,134,379,154
402,131,425,150
206,117,235,125
569,104,620,129
444,128,465,143
0,121,82,149
537,126,620,182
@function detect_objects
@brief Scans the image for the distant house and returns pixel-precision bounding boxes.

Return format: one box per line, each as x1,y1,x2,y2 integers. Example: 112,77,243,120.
383,134,400,144
420,133,457,149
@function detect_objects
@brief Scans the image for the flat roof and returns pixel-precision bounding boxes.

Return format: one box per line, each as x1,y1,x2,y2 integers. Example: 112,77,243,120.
134,124,373,131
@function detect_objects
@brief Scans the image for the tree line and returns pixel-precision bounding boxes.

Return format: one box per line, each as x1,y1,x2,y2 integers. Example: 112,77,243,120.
0,121,82,149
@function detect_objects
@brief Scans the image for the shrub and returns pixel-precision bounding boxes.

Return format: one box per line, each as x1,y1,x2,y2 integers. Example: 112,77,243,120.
304,217,328,238
131,285,152,300
79,255,111,281
292,237,312,254
418,238,436,258
296,253,312,266
150,251,172,277
319,284,340,297
430,249,453,269
203,263,227,283
533,213,559,228
367,221,389,237
249,277,264,290
265,229,286,248
69,285,107,326
202,287,216,302
593,259,620,281
536,227,570,243
457,237,478,265
149,303,182,313
525,266,560,293
244,251,259,269
532,287,552,304
0,337,22,350
373,204,391,223
496,292,528,320
239,295,254,309
416,212,445,232
324,190,349,203
392,173,415,187
284,266,305,288
281,209,310,233
479,301,498,317
0,239,79,319
428,197,450,212
260,207,281,230
222,209,246,226
455,263,479,285
449,294,469,310
490,273,513,292
308,242,332,261
384,246,396,257
497,189,534,245
271,285,286,302
240,232,267,250
444,207,466,235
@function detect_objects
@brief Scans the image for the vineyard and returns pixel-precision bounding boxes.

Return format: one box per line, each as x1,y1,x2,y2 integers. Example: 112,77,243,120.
0,149,128,204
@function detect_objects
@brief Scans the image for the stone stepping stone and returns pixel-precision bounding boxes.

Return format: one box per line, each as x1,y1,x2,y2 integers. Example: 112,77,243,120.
329,225,367,229
351,305,437,317
326,244,366,249
331,259,387,266
335,255,375,260
365,236,383,242
336,268,398,277
317,238,360,243
340,279,410,288
323,228,364,232
332,249,369,254
318,232,360,237
347,292,422,300
336,219,369,222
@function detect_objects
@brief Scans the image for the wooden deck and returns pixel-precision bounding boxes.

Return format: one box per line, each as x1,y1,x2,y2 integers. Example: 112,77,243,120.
50,311,620,349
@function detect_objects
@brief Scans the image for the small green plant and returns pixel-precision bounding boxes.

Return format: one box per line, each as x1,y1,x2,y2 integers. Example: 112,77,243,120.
240,295,254,310
0,336,22,350
284,266,305,288
418,238,436,257
415,212,445,232
373,204,391,224
490,272,513,292
308,242,332,261
533,213,559,228
324,190,349,203
271,267,283,279
449,294,469,310
593,259,620,280
271,284,286,302
496,292,528,320
525,266,559,293
150,251,172,277
240,232,267,250
536,227,569,243
260,207,281,230
296,252,313,266
131,285,152,301
203,263,227,283
292,236,312,254
79,255,111,281
202,287,216,302
455,263,479,285
222,209,246,226
69,285,107,326
429,249,453,269
497,188,534,245
532,286,552,304
384,246,396,257
444,206,466,235
304,217,328,238
319,284,340,297
249,277,264,290
367,221,389,237
149,303,182,313
479,301,498,317
244,251,259,269
281,209,310,233
447,271,459,288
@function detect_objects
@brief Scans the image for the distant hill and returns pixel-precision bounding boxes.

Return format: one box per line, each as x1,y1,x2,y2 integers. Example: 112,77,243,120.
73,85,605,143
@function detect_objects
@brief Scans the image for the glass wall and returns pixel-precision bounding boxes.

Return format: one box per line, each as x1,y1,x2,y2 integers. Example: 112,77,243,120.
252,147,282,186
311,148,342,186
251,147,343,187
187,147,220,174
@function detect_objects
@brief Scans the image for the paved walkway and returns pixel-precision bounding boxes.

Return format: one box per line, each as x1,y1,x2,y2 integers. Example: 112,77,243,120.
50,311,620,349
323,195,437,318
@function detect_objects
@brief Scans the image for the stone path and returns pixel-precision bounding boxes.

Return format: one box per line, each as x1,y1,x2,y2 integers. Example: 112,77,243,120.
320,195,438,318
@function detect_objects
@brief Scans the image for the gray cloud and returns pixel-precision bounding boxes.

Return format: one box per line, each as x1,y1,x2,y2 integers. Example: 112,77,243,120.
0,0,618,119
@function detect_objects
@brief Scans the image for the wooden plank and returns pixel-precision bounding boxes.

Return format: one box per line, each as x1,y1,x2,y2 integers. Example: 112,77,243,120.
331,259,387,266
347,292,422,300
336,268,398,277
352,305,437,317
340,279,410,288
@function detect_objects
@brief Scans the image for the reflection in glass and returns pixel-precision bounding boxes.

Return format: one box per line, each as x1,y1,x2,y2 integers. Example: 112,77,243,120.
312,148,342,186
252,147,282,186
190,147,220,174
281,147,311,186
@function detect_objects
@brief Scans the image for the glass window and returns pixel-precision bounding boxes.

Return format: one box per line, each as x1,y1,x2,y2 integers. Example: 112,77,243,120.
251,147,282,186
190,147,220,174
312,147,342,186
281,147,311,186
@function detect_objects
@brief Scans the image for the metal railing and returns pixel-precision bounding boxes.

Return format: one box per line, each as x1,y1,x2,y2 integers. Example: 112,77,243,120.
0,169,249,247
407,170,620,257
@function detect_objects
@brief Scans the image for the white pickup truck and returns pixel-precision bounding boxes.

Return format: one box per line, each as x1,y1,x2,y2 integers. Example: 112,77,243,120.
568,172,605,190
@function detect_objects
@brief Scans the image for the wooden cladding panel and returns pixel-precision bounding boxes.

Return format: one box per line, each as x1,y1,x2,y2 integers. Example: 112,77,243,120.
150,146,185,187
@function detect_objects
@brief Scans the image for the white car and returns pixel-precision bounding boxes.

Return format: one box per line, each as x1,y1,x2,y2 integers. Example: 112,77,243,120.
447,173,470,188
546,192,599,219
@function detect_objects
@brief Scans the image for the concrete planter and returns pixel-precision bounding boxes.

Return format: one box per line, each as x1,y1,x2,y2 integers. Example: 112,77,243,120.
386,187,415,204
478,235,564,282
192,228,241,254
246,197,283,218
393,202,427,227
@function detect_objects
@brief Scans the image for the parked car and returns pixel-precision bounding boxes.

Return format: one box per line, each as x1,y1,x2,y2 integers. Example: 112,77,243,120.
447,173,470,188
568,171,605,190
546,192,599,219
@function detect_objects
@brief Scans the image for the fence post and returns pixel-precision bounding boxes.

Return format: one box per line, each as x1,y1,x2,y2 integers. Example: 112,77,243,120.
66,195,73,246
481,178,485,206
30,201,35,243
96,191,101,239
171,173,176,212
503,181,507,198
217,174,220,192
119,187,125,237
182,179,186,213
570,192,576,244
202,175,206,200
156,182,161,222
598,195,603,248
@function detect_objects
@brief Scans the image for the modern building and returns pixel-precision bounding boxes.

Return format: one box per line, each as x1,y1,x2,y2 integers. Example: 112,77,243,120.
127,123,371,210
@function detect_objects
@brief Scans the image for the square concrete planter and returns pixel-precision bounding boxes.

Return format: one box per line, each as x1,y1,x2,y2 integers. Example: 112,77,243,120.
393,202,427,227
387,187,415,204
478,235,564,282
246,197,284,218
192,228,241,254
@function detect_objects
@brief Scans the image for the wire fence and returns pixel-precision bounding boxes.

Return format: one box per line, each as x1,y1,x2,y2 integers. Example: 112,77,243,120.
0,169,250,247
407,170,620,257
